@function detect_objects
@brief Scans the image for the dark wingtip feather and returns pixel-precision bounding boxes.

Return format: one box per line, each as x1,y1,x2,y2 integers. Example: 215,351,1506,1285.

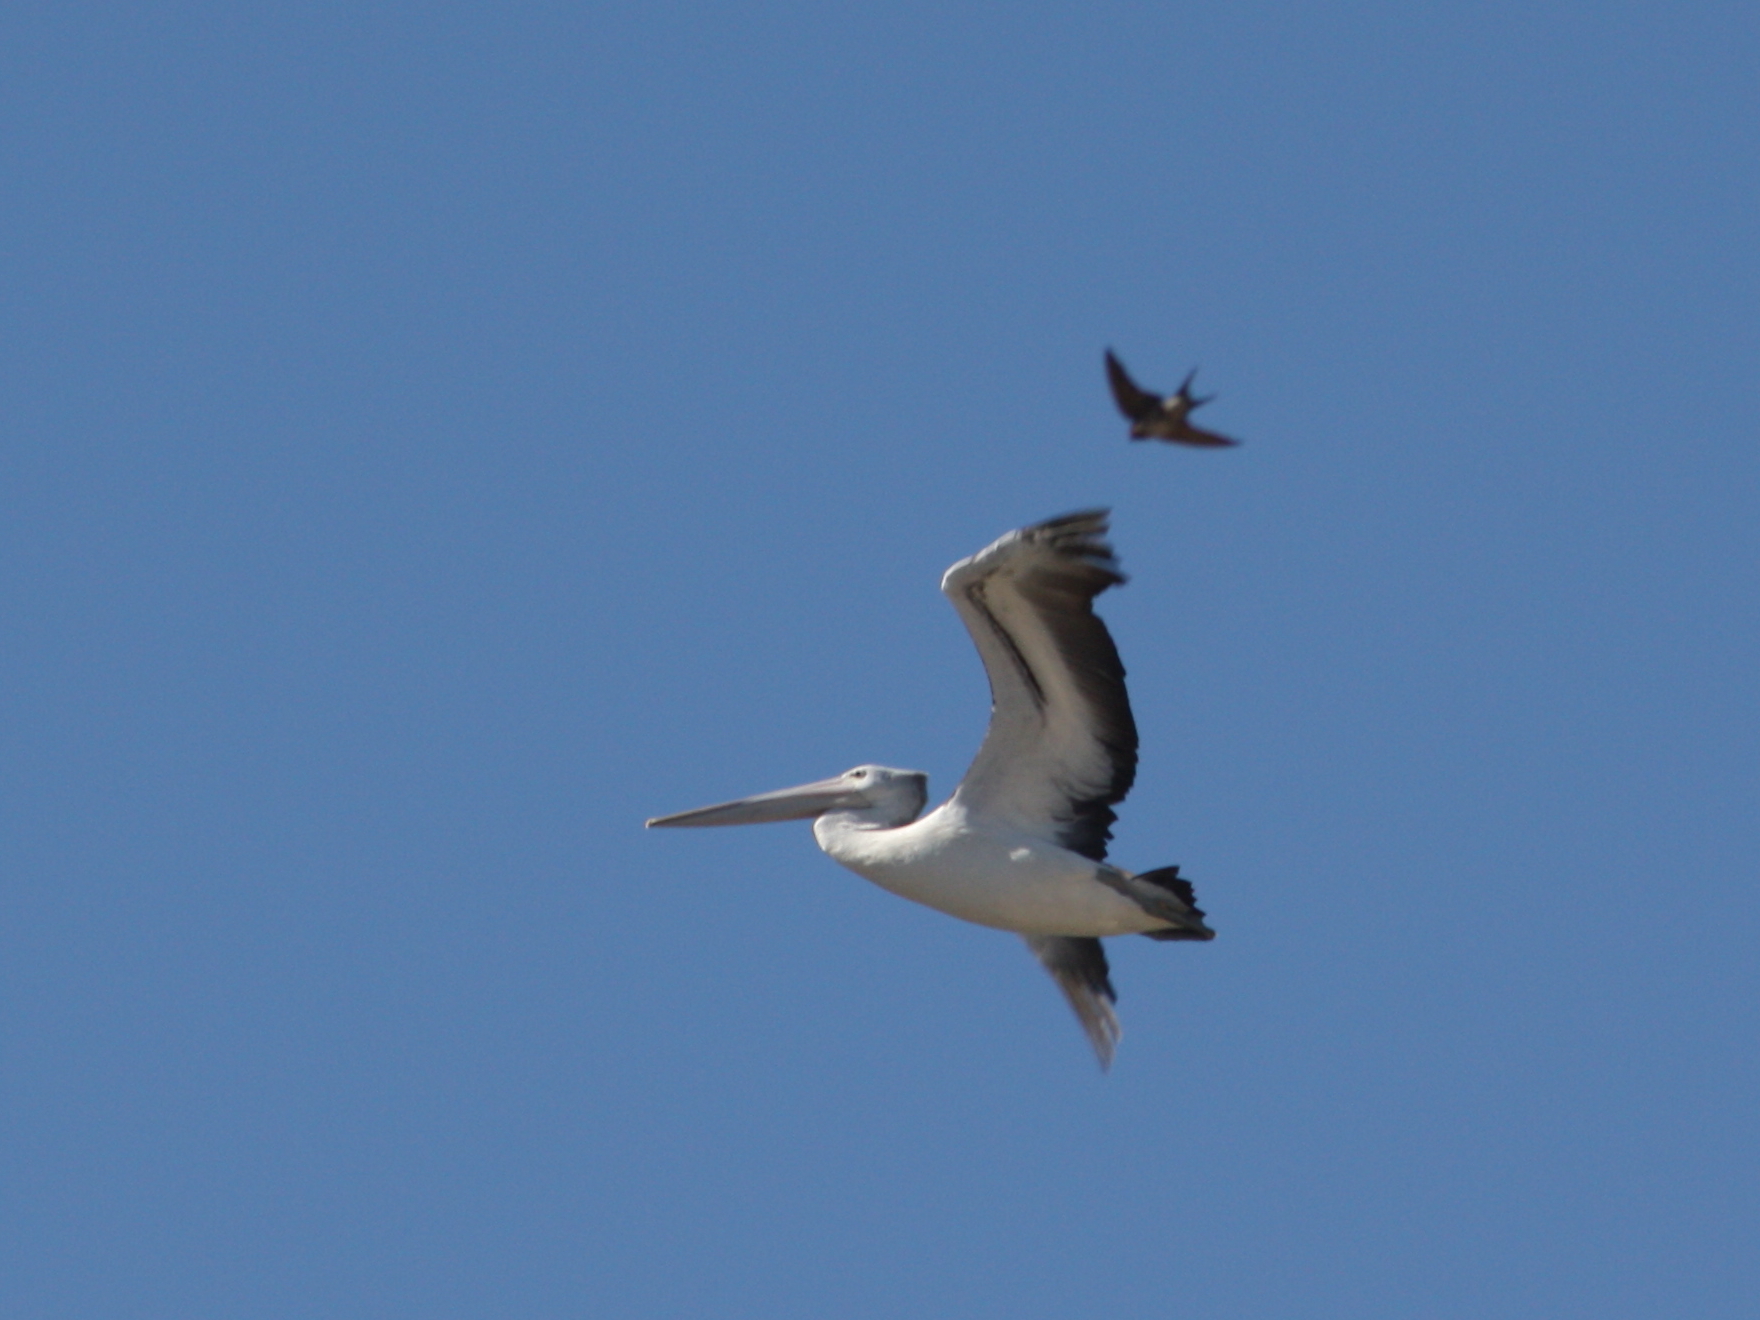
1136,865,1217,941
1135,865,1203,916
1015,511,1137,861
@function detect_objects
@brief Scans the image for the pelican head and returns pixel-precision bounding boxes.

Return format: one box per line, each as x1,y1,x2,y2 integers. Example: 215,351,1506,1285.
646,764,928,831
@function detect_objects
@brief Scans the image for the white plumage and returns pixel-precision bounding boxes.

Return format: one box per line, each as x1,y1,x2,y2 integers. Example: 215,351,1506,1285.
648,511,1213,1068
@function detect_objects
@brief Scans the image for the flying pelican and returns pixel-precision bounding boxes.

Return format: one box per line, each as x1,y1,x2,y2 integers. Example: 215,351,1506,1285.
646,510,1214,1068
1106,348,1241,447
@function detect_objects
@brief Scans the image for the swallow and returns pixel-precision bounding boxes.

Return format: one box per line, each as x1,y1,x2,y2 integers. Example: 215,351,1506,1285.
1105,349,1240,447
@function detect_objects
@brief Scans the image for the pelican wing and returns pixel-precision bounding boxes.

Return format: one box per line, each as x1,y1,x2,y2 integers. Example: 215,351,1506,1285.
941,510,1138,861
1026,935,1120,1069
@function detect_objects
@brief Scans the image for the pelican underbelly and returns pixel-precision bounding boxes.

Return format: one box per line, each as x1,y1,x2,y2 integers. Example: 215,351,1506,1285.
813,808,1166,937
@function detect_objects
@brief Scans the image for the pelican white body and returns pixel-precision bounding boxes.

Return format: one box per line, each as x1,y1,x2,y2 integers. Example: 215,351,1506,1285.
814,803,1169,938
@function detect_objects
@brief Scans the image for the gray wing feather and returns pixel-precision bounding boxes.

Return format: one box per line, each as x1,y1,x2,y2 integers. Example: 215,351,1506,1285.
1026,935,1120,1070
941,510,1138,861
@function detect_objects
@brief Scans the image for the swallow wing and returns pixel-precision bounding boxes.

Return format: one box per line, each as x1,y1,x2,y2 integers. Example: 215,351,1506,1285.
1165,419,1241,448
1104,349,1162,422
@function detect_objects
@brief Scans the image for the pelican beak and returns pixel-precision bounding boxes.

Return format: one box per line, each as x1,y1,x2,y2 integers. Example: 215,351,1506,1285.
645,775,864,828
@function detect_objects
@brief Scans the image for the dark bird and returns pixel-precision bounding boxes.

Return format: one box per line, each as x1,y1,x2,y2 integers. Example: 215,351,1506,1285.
1105,348,1240,447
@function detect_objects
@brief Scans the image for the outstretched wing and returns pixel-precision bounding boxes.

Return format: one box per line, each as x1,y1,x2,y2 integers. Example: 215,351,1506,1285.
1165,418,1241,448
1026,935,1120,1069
1105,348,1161,421
941,510,1138,862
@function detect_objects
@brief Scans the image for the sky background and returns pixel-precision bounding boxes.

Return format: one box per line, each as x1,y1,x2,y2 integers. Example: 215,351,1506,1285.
3,2,1757,1316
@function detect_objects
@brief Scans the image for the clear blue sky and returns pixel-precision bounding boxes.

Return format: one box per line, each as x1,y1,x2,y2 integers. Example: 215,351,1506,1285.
3,3,1756,1316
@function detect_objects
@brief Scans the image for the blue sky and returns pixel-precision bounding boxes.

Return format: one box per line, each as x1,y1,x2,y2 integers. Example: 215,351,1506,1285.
3,3,1756,1316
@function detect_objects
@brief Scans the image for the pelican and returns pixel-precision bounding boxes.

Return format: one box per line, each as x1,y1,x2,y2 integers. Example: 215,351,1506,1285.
646,510,1214,1068
1106,348,1241,447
